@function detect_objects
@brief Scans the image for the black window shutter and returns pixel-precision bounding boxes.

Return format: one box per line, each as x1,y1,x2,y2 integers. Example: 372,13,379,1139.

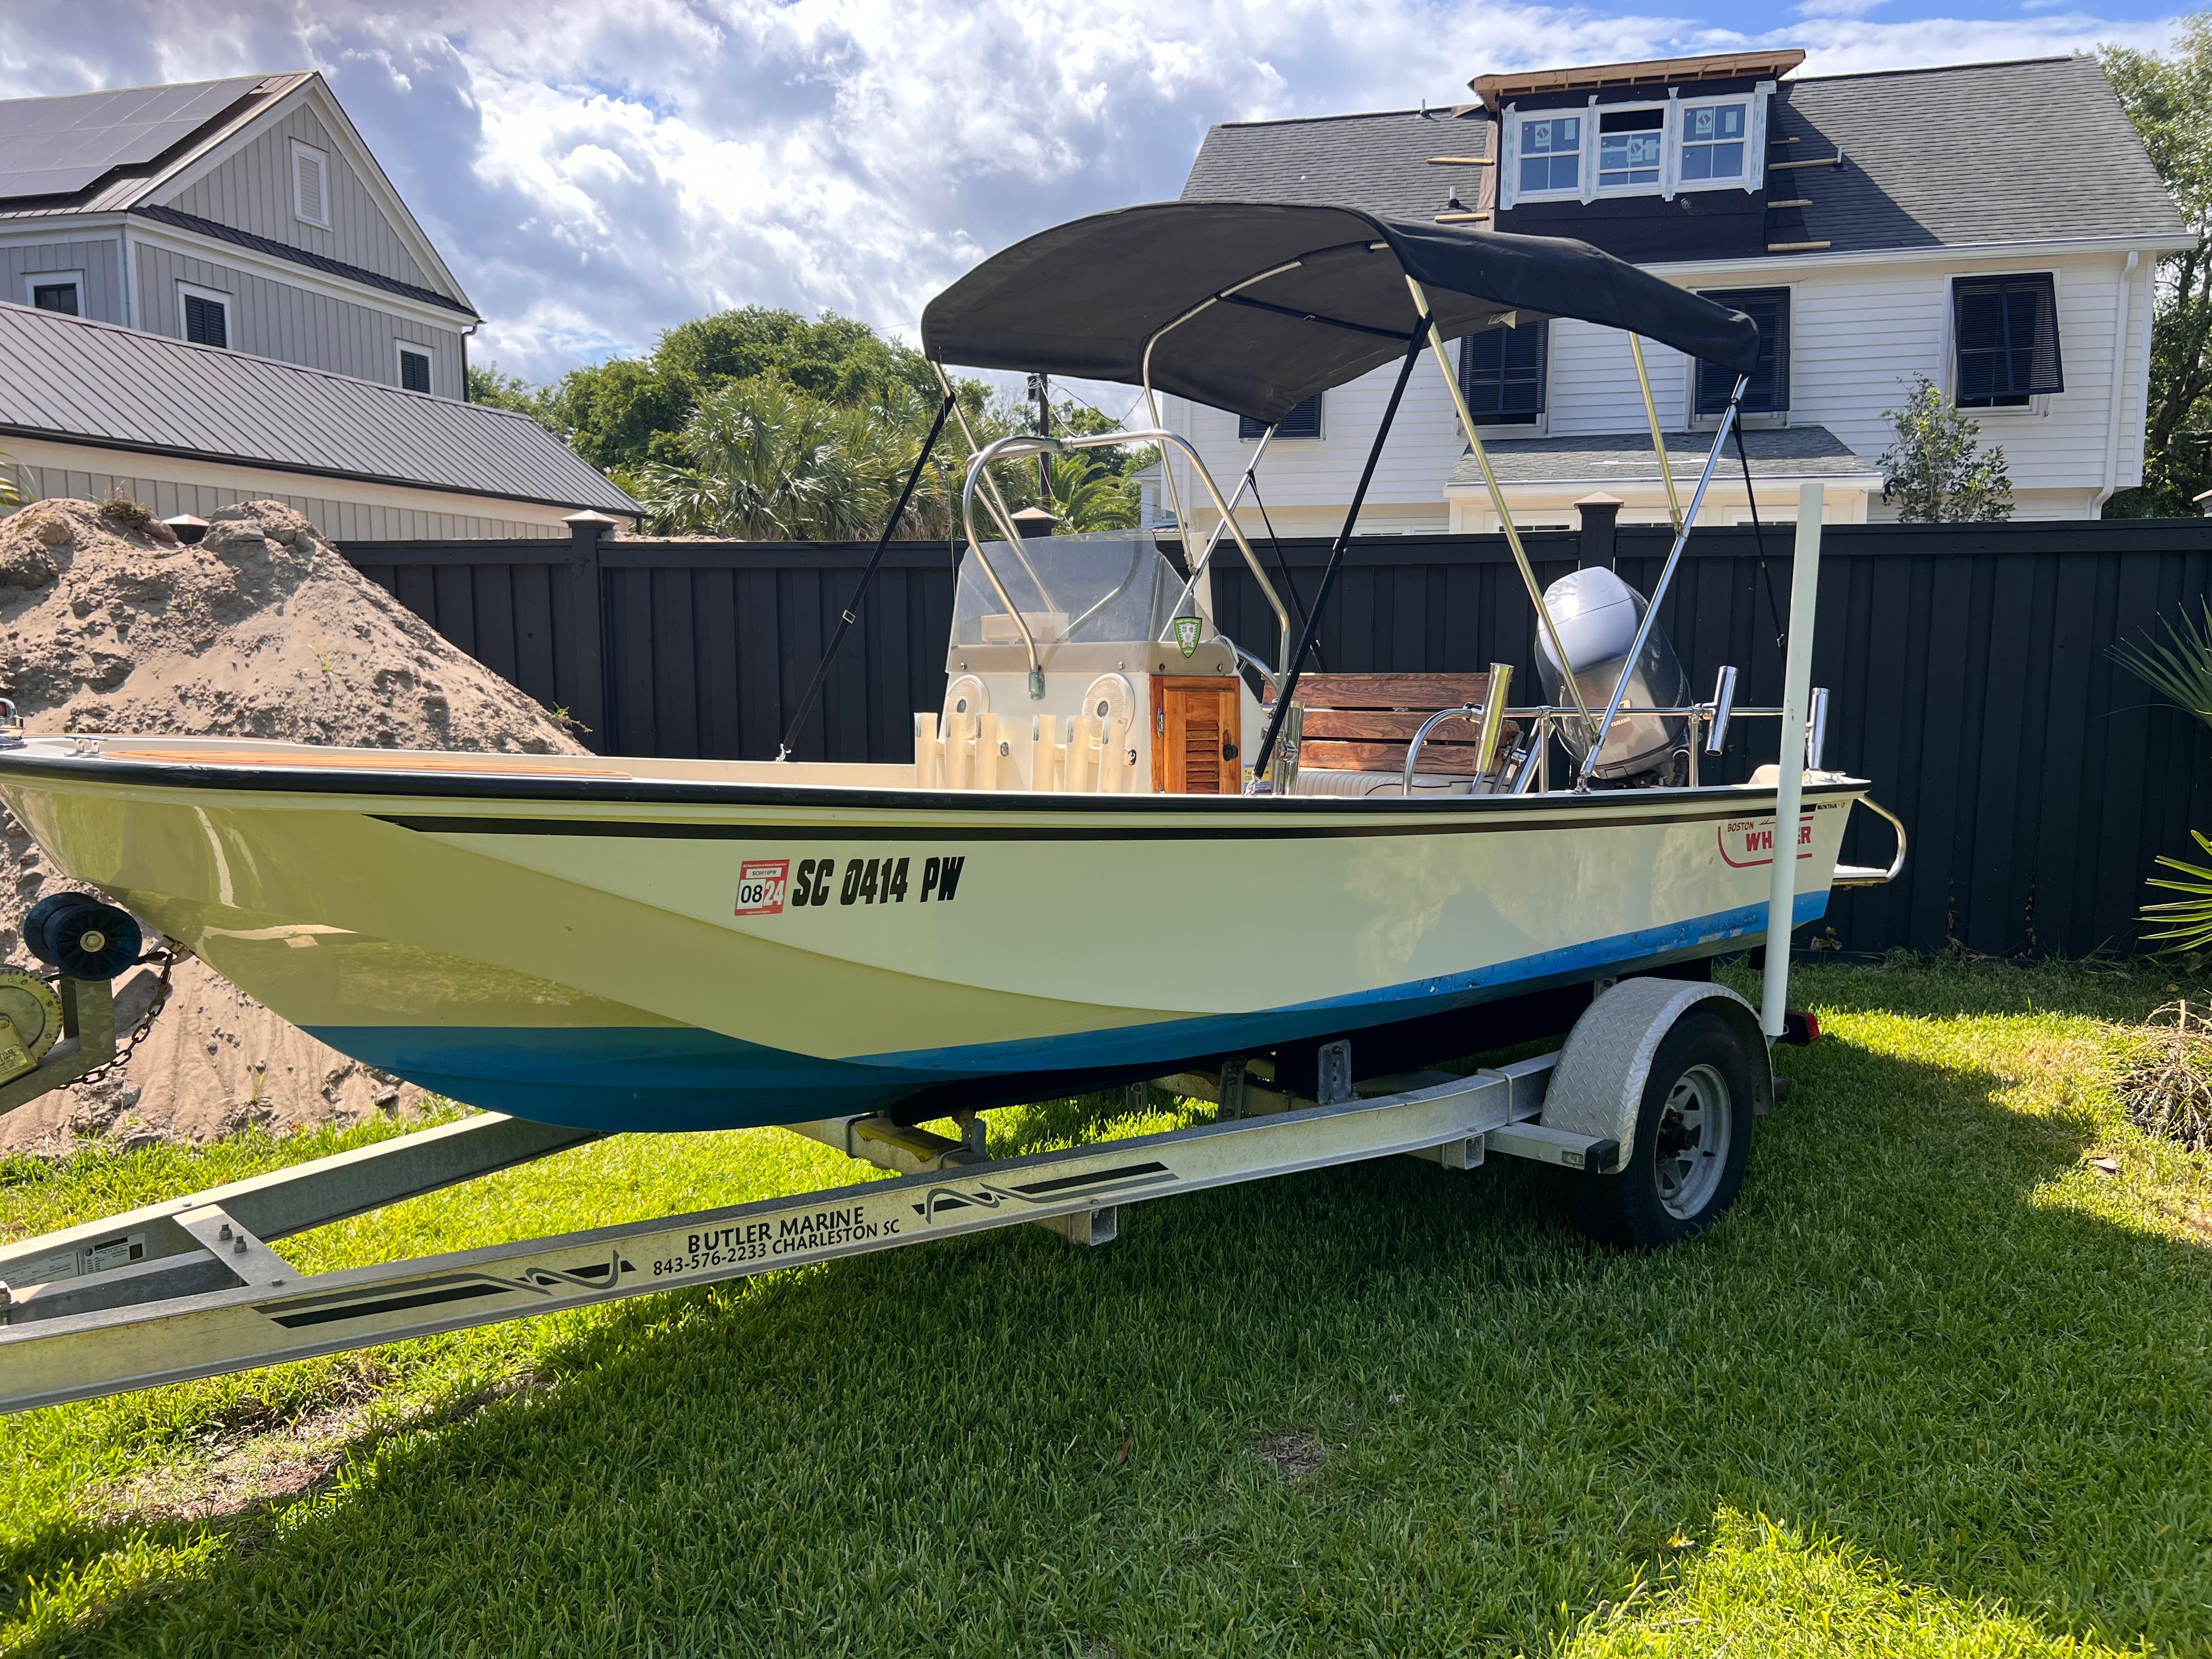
1697,289,1788,415
1241,393,1323,441
1953,274,2063,403
183,294,227,349
1459,320,1548,423
400,350,431,393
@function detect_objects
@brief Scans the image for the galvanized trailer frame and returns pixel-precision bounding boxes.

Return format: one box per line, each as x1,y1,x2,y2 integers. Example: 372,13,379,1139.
0,1018,1603,1415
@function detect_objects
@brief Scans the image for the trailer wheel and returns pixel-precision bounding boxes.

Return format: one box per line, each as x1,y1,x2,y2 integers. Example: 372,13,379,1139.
1570,1008,1757,1249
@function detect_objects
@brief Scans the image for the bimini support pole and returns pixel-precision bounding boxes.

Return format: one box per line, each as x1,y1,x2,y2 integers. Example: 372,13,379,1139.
1406,276,1597,746
778,391,956,758
1251,321,1429,784
1628,336,1684,535
1160,422,1276,647
933,362,1028,554
1141,258,1306,666
1576,374,1748,789
1762,481,1824,1038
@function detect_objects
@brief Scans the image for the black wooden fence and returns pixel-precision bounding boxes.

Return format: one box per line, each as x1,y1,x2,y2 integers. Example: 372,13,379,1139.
342,512,2212,961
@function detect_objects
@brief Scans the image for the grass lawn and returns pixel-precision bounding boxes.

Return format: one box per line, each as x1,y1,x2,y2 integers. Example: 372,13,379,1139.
2,958,2210,1657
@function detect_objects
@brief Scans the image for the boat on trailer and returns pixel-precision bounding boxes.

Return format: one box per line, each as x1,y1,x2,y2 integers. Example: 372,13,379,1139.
0,202,1906,1409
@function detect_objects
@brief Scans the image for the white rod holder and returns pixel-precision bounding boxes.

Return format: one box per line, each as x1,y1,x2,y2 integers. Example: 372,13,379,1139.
1762,483,1823,1037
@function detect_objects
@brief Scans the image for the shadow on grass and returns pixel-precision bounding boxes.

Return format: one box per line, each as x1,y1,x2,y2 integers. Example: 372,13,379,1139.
9,998,2211,1656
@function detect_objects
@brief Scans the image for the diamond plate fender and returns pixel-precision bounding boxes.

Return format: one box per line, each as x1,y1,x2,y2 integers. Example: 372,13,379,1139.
1540,979,1773,1174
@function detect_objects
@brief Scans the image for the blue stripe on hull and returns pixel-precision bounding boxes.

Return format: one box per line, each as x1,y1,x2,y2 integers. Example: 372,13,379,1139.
308,893,1826,1133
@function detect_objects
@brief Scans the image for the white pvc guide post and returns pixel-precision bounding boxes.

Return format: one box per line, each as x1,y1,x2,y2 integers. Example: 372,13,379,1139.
1762,482,1824,1038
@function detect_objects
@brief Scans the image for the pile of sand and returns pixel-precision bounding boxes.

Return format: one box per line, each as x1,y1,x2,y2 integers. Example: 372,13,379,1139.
0,497,589,1155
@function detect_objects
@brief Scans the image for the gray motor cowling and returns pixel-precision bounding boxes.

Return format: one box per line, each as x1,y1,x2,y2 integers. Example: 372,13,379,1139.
1534,567,1689,781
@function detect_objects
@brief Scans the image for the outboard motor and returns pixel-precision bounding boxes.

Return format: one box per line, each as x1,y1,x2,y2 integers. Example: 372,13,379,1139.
1534,567,1690,783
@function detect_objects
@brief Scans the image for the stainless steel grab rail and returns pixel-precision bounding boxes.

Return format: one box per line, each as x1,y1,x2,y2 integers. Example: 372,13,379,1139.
1401,704,1482,796
1833,795,1909,887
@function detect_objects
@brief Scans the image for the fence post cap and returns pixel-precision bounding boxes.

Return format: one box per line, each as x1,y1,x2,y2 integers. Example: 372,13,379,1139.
1572,493,1626,507
562,510,620,530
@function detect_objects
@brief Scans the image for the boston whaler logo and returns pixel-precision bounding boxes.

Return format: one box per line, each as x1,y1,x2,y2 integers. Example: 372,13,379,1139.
1719,812,1815,869
1172,614,1204,658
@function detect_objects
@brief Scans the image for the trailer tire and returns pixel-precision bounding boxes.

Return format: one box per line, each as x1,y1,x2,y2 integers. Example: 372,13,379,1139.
1570,1008,1756,1250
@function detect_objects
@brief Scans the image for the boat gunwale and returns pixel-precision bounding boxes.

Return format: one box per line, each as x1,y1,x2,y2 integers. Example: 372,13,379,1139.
0,746,1869,823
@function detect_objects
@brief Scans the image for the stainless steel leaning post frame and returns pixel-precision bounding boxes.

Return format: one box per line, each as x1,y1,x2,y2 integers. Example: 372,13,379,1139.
0,1053,1615,1414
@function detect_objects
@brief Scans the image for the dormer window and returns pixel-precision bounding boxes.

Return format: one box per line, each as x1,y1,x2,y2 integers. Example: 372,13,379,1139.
1499,77,1772,208
1517,116,1581,195
1679,100,1748,183
1597,109,1664,190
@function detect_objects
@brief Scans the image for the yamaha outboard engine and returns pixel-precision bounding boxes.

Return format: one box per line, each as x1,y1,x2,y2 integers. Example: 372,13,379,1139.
1534,567,1690,783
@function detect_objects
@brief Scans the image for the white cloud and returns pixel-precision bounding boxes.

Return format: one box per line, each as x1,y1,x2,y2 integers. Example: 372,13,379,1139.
0,0,2188,382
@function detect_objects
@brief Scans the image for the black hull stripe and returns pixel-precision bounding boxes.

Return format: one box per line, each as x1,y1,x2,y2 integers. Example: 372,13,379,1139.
373,803,1844,842
0,751,1864,819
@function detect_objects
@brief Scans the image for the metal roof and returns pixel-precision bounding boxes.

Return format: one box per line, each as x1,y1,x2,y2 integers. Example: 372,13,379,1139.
0,302,637,517
1186,55,2187,259
1448,425,1880,487
0,76,270,202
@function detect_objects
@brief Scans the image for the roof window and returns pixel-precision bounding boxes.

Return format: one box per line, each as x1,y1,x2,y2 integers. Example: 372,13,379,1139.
1501,86,1770,208
1679,100,1748,183
1597,108,1664,190
1517,115,1581,195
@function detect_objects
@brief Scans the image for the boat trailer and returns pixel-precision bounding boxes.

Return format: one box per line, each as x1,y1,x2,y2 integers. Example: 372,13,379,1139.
0,969,1788,1415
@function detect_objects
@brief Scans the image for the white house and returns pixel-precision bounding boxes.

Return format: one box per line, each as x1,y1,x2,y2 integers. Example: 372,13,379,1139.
1161,50,2190,533
0,74,637,537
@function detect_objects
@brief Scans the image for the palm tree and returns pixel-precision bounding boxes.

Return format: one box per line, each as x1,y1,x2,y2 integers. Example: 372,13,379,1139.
633,376,904,540
1043,452,1139,534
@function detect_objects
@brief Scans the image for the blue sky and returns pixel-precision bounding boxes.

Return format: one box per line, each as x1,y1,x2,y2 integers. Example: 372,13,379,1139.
0,0,2188,386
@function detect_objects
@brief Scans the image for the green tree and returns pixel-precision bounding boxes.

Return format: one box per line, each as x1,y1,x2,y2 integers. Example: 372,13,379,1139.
1042,452,1139,533
537,307,956,475
465,362,554,425
2103,17,2212,515
1878,374,2014,522
632,376,1039,541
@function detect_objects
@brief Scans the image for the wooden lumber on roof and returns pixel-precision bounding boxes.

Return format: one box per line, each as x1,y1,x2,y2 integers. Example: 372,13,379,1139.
1470,49,1806,110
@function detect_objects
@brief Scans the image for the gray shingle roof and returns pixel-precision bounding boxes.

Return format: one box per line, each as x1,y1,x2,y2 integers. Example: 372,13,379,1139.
1183,107,1493,224
1771,55,2182,252
0,302,637,517
1448,424,1880,487
1184,55,2186,258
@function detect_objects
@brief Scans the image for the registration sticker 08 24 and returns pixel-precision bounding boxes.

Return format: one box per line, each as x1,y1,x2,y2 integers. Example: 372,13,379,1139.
733,859,791,915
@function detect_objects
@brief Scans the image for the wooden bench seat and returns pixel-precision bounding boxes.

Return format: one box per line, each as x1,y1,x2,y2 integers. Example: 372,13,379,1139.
1273,673,1515,776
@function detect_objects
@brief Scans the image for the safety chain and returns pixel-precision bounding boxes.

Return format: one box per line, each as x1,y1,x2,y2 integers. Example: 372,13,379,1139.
57,946,181,1090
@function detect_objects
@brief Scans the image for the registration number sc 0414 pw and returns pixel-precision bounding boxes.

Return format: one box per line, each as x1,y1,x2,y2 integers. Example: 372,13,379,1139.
733,854,967,916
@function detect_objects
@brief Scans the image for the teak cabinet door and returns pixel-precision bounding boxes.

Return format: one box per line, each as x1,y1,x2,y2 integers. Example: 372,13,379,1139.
1150,676,1241,794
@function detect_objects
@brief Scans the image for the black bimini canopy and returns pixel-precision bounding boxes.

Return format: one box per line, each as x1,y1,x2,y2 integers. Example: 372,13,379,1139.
921,201,1762,427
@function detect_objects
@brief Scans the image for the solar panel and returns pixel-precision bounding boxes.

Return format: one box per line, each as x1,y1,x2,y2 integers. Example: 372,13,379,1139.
0,76,268,200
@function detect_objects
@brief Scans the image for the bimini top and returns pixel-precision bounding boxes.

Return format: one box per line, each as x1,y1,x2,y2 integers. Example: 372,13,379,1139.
921,201,1762,426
